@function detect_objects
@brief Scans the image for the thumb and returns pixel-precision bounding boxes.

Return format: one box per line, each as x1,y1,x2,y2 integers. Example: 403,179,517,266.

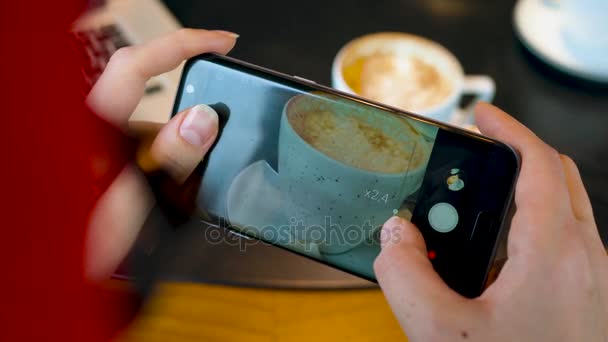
374,217,474,338
85,105,218,280
136,104,219,183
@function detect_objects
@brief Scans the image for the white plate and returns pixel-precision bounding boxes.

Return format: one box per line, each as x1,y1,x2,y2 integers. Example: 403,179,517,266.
226,160,322,258
513,0,608,83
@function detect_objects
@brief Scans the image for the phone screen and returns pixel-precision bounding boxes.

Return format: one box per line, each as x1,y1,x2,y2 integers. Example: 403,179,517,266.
172,54,518,294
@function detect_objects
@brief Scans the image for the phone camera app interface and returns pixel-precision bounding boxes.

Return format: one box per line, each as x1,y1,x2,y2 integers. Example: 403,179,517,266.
447,168,465,191
176,58,513,285
428,202,459,233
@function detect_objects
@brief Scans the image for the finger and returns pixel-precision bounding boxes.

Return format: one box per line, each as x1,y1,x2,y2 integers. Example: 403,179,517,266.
85,105,218,280
475,103,570,218
559,155,594,222
559,155,605,257
87,29,238,127
142,104,219,183
374,217,474,337
86,164,154,281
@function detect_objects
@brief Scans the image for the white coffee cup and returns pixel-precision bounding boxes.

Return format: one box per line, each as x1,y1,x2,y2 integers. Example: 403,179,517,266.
331,33,495,137
278,93,430,254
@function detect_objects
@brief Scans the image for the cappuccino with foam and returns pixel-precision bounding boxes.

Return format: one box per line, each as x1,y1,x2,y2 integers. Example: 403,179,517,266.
288,107,426,174
332,32,495,131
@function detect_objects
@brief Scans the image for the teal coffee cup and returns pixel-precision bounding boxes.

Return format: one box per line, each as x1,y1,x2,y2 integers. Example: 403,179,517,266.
278,93,430,254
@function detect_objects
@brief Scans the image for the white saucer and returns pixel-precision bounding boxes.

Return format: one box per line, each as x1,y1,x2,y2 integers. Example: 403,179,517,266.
226,159,383,252
226,160,322,258
449,110,480,134
514,0,608,83
225,160,386,279
226,160,283,230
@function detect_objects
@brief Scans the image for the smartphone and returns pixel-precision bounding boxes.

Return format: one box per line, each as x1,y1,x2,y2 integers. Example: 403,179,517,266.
169,53,519,297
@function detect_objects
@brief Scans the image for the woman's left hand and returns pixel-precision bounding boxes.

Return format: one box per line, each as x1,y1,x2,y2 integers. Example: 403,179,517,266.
86,28,238,281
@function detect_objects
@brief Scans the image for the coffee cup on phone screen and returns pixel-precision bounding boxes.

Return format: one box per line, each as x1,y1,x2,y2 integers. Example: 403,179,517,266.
331,32,495,137
278,93,431,254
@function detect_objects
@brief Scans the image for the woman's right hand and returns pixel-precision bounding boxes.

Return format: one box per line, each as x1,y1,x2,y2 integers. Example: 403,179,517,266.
375,103,608,341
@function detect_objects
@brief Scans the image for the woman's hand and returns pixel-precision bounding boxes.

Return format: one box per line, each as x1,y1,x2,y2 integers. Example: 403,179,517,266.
86,29,238,281
375,103,608,341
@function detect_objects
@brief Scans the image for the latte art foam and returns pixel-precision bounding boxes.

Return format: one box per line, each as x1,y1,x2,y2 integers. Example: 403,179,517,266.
349,54,453,112
288,109,425,174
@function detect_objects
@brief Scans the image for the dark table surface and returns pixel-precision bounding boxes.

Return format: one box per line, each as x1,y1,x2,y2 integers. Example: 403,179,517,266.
164,0,608,243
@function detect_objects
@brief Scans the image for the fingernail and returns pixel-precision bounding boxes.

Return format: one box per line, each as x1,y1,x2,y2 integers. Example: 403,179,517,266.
179,104,218,147
380,216,404,249
213,30,240,39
